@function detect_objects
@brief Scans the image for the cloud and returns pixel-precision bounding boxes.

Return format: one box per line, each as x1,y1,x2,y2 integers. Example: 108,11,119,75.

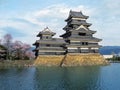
0,19,39,44
2,2,119,46
21,4,96,36
22,4,95,24
103,0,120,16
105,0,120,9
0,4,96,45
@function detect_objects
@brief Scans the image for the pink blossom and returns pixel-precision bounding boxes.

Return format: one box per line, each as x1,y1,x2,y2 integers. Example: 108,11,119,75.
13,41,22,49
22,44,30,51
25,51,35,59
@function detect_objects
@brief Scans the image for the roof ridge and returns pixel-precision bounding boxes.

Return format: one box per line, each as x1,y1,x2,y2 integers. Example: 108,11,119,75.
42,27,52,32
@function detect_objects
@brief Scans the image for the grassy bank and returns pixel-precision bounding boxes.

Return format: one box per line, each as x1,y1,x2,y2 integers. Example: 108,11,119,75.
0,60,34,68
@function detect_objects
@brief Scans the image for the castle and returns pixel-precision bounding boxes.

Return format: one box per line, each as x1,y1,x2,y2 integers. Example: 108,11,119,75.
33,10,101,57
33,10,108,66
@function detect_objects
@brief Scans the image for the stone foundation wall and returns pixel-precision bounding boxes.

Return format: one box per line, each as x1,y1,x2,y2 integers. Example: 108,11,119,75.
61,53,108,66
34,55,64,66
34,53,109,66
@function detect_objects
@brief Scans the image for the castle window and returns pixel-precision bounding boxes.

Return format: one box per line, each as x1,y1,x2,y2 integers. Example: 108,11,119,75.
85,42,88,45
46,44,50,47
82,42,88,45
46,36,49,39
78,33,86,36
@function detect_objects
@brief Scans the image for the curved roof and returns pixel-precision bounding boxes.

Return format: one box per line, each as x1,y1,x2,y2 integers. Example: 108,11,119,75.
65,10,89,21
37,27,56,37
34,38,66,44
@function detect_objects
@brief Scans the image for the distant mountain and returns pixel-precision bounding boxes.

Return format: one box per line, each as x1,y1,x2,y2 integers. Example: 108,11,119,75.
100,46,120,55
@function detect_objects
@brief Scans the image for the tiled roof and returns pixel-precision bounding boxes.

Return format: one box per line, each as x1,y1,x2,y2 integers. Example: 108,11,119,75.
37,27,56,36
65,10,89,21
34,38,66,44
70,11,88,18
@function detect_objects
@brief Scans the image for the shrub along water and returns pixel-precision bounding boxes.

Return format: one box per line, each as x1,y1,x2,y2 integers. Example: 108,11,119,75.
0,60,34,68
107,56,120,62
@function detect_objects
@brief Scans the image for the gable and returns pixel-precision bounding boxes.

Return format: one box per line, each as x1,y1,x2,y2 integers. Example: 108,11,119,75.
75,25,88,31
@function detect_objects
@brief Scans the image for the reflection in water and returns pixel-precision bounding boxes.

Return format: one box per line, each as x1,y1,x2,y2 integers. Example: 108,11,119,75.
35,66,101,90
0,64,120,90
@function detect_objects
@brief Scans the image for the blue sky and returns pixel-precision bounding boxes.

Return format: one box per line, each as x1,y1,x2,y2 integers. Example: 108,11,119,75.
0,0,120,46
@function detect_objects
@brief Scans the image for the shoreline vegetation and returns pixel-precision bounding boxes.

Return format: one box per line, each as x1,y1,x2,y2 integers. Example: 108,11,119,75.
0,60,34,69
107,56,120,63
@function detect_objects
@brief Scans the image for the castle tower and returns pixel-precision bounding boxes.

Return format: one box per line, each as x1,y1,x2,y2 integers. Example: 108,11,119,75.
60,10,102,53
33,27,66,57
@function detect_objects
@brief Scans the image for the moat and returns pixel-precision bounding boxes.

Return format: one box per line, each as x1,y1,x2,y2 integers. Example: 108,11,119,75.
0,63,120,90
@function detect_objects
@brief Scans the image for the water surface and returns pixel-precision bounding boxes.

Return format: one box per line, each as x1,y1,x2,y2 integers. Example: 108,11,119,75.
0,63,120,90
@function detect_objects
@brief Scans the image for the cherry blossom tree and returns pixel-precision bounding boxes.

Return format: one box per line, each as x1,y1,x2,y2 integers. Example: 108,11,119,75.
25,51,35,60
12,41,23,60
21,43,31,59
1,33,34,60
3,34,12,60
12,41,34,60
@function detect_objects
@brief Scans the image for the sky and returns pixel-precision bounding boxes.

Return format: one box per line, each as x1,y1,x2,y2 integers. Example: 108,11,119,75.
0,0,120,46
